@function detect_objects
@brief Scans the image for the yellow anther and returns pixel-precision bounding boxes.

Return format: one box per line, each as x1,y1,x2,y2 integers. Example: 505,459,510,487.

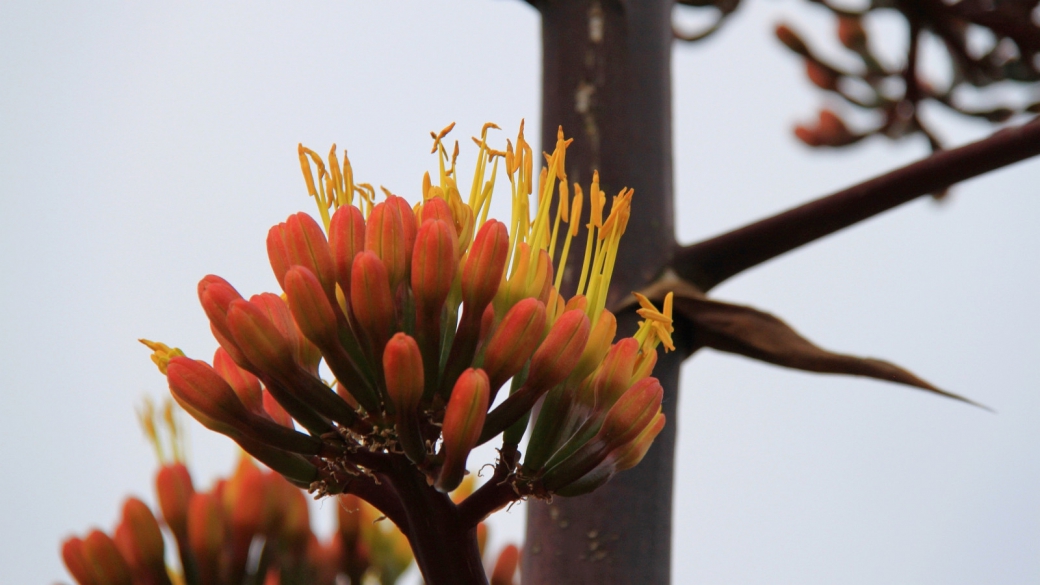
139,339,185,375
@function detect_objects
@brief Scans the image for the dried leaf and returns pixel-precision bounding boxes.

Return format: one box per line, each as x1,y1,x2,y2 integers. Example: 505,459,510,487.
673,293,988,409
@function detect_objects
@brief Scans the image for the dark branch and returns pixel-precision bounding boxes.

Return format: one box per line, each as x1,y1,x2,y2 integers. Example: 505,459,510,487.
672,117,1040,292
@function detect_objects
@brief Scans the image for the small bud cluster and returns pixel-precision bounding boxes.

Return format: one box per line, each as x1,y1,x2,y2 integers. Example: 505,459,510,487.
61,405,521,585
143,123,672,575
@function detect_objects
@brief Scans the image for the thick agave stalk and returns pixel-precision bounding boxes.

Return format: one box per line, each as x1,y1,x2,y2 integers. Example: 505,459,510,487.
142,122,674,584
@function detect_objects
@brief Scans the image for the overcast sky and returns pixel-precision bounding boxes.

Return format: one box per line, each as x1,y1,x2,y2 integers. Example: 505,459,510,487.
2,2,1038,584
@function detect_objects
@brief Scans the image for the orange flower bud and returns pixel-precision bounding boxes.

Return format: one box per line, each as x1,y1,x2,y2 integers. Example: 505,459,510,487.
411,219,457,317
113,498,166,576
479,309,591,444
187,493,226,585
283,265,338,348
418,196,455,229
329,204,366,296
590,337,640,410
198,275,252,368
266,222,292,290
525,309,591,391
554,411,665,498
225,299,297,378
365,195,417,289
284,212,338,300
350,251,395,358
61,537,98,585
384,333,426,462
461,220,509,310
250,292,321,376
155,463,195,545
595,376,663,450
167,357,322,455
284,265,378,413
569,309,616,384
482,298,547,398
436,368,490,492
490,544,521,585
383,333,424,413
213,347,264,416
540,377,662,492
82,530,132,585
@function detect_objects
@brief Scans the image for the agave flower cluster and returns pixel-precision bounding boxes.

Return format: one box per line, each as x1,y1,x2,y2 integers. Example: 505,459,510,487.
145,122,671,582
60,402,521,585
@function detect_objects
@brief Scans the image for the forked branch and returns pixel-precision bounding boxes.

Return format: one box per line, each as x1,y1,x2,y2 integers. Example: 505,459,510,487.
672,117,1040,292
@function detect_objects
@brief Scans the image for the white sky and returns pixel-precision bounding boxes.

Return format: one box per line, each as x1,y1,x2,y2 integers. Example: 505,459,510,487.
1,2,1038,584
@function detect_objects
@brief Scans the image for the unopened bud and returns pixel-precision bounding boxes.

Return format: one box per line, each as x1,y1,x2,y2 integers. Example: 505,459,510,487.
461,220,509,310
569,309,616,384
436,368,490,492
61,537,98,585
284,266,338,348
155,463,194,544
525,309,591,391
213,347,264,416
113,498,167,584
329,204,366,295
417,196,455,230
482,298,547,397
365,196,417,289
285,212,338,300
187,493,226,583
82,530,132,585
411,219,458,317
383,333,424,413
225,299,297,378
167,357,321,455
350,251,395,357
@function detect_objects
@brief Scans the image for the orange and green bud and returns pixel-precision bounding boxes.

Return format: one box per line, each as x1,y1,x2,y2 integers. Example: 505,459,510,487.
81,530,132,585
417,195,456,231
411,219,457,317
212,347,264,416
479,308,590,444
523,308,590,391
365,195,417,290
225,298,297,378
187,493,226,585
285,212,339,300
166,357,322,455
383,333,424,413
113,498,171,585
155,462,194,545
61,537,99,585
384,333,427,463
329,204,366,296
350,251,395,359
436,368,490,492
540,377,663,492
481,297,547,399
462,220,509,310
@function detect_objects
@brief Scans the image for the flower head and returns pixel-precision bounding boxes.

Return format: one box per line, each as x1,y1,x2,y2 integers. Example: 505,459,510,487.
143,121,672,507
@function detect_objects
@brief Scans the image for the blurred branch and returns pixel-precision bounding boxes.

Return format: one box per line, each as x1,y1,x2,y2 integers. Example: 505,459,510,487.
672,117,1040,292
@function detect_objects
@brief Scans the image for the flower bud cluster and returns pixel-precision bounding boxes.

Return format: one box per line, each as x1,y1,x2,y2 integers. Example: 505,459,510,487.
61,404,523,585
144,122,673,517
